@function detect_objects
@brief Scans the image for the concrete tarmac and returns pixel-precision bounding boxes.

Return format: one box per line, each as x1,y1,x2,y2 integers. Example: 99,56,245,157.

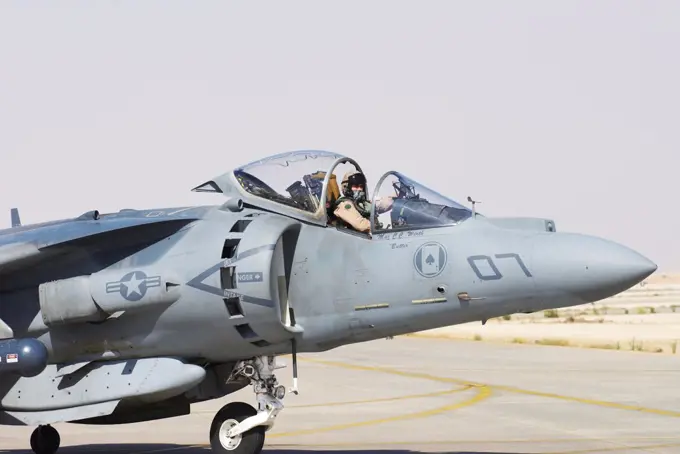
2,336,680,453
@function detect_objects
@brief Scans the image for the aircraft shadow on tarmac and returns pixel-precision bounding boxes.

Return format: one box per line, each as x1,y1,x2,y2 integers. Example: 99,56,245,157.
0,444,532,454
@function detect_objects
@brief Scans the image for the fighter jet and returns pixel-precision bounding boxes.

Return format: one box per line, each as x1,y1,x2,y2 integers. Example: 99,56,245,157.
0,150,656,454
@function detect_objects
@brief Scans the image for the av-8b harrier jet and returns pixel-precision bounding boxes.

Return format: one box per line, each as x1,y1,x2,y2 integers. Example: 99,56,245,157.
0,150,656,454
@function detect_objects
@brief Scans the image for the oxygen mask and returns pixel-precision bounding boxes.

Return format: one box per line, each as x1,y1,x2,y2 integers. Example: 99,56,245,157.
352,189,366,202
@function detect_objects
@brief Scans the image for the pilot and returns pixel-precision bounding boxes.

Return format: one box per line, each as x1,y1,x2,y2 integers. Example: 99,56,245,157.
333,170,394,233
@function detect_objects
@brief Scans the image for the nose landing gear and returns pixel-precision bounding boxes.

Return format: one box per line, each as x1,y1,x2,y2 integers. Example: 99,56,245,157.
209,355,288,454
210,402,265,453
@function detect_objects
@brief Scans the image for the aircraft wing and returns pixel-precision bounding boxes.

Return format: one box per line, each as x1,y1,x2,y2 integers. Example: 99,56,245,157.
0,242,41,275
0,207,206,292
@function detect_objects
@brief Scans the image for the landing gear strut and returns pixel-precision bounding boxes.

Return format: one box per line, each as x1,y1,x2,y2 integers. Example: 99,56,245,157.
210,355,289,454
30,424,60,454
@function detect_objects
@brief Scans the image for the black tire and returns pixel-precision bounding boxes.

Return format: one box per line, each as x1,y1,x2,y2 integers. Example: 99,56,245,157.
30,425,60,454
209,402,266,454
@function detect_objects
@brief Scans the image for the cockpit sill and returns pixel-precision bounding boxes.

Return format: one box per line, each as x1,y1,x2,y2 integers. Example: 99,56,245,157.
367,215,557,239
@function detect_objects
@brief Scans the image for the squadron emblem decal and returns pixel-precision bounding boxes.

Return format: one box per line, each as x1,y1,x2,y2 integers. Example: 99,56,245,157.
106,270,161,301
413,242,447,278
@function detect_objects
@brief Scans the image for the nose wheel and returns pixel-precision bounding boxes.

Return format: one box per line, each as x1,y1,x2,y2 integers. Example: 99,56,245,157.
30,424,60,454
210,402,265,453
209,355,293,454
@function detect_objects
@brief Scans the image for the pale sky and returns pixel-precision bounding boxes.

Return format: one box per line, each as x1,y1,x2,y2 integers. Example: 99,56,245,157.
1,1,678,270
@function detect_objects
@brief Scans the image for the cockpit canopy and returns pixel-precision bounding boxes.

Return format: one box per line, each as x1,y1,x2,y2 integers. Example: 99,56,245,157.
370,171,474,232
232,150,348,214
192,149,474,232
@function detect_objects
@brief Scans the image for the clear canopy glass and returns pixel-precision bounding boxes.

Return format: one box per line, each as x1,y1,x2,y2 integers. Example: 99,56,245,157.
372,171,474,231
233,150,347,214
229,150,473,232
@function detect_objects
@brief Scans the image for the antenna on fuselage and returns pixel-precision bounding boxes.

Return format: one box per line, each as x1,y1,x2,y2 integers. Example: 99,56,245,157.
467,196,480,218
10,208,21,228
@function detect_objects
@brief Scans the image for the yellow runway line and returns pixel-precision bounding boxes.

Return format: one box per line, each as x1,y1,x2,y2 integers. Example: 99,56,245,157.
302,357,680,418
289,384,472,408
268,385,490,438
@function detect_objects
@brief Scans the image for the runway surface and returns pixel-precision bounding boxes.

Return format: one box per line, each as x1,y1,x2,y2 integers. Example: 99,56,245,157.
2,336,680,453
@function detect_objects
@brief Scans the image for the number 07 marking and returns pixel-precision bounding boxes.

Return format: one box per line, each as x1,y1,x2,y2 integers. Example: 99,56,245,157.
467,253,532,281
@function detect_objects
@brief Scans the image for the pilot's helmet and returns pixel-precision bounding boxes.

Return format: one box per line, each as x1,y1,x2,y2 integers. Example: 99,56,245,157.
342,170,367,199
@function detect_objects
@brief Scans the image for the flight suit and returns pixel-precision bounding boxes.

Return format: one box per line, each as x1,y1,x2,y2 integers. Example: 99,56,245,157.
333,196,394,233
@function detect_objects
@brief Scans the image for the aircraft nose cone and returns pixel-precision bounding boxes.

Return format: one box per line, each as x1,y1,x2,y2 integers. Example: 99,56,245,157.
534,233,657,303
